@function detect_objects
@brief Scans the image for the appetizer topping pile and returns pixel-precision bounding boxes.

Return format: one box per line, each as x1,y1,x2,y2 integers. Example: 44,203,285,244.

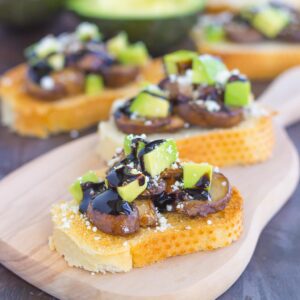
25,23,149,100
114,50,251,134
69,135,232,236
201,2,300,44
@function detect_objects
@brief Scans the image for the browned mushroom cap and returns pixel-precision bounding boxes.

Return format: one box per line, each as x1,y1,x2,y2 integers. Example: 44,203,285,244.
138,178,166,199
178,172,232,218
224,21,265,43
278,22,300,42
25,67,85,100
114,112,185,134
101,64,140,88
87,201,140,236
51,68,85,96
135,199,158,227
176,101,244,128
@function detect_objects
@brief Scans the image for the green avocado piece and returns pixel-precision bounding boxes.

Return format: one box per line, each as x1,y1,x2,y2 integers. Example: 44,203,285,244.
204,25,225,43
192,54,228,85
117,175,147,202
129,91,170,118
164,50,198,75
251,7,290,38
75,22,102,42
85,74,104,95
107,31,128,57
124,135,146,156
224,80,251,107
69,171,99,203
48,53,65,71
118,42,149,66
143,139,178,177
183,162,213,190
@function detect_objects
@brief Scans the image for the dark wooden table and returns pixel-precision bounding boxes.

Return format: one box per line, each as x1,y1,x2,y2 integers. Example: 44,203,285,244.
0,12,300,300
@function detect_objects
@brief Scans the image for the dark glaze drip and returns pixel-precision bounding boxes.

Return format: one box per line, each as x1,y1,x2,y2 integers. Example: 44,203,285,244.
28,61,52,84
106,165,144,188
92,189,134,215
153,191,181,212
195,174,211,190
79,181,106,213
228,74,248,83
184,189,211,201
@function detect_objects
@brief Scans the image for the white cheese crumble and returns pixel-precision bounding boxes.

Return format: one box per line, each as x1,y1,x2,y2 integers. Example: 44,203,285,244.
207,220,212,225
40,76,55,91
92,227,97,233
205,100,221,112
94,236,101,241
185,226,191,230
35,35,61,58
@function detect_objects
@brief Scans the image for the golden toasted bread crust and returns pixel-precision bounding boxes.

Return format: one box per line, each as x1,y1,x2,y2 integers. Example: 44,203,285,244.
98,109,274,167
195,42,300,80
51,188,243,272
176,116,274,166
0,59,163,138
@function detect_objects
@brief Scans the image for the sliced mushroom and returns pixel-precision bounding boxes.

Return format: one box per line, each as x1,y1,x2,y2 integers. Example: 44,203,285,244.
224,21,265,43
25,67,85,100
135,199,158,227
177,172,232,217
114,111,185,134
278,22,300,43
138,178,166,199
176,101,244,128
101,64,140,88
86,190,140,236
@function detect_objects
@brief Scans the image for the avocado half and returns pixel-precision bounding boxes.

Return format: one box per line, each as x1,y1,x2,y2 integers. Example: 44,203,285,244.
0,0,65,27
67,0,205,55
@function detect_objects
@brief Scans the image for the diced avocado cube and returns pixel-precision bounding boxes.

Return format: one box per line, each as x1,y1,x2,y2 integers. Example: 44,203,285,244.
143,140,178,177
183,162,213,190
204,25,225,43
124,134,134,156
143,84,167,97
117,175,147,202
107,32,128,57
48,54,65,71
192,55,228,85
252,7,290,38
129,92,170,118
85,74,104,95
76,22,102,42
164,50,198,75
69,171,99,203
35,36,61,58
224,80,251,107
118,42,149,66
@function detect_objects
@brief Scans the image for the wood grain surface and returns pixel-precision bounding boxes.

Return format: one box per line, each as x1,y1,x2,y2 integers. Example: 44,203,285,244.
0,12,300,300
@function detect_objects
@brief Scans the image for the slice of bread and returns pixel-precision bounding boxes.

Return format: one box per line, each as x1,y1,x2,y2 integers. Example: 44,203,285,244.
50,186,243,273
98,101,274,167
192,31,300,80
0,59,163,138
205,0,300,13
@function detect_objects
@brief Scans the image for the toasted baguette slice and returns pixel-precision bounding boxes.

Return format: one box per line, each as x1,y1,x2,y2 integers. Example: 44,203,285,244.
205,0,300,13
50,187,243,273
0,59,163,138
98,101,274,167
192,31,300,80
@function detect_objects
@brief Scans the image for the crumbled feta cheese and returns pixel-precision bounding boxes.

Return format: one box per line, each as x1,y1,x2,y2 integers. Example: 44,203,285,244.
166,205,173,212
92,227,97,233
35,35,61,58
222,181,227,186
205,100,220,112
40,76,55,91
94,236,101,241
169,74,177,82
185,226,191,230
207,220,212,225
144,120,152,126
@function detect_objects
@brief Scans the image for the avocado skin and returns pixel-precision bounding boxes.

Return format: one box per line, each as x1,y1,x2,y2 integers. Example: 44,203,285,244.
0,0,64,27
73,13,199,56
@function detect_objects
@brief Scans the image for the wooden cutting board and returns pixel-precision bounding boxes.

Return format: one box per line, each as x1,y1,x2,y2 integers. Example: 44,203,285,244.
1,67,300,300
